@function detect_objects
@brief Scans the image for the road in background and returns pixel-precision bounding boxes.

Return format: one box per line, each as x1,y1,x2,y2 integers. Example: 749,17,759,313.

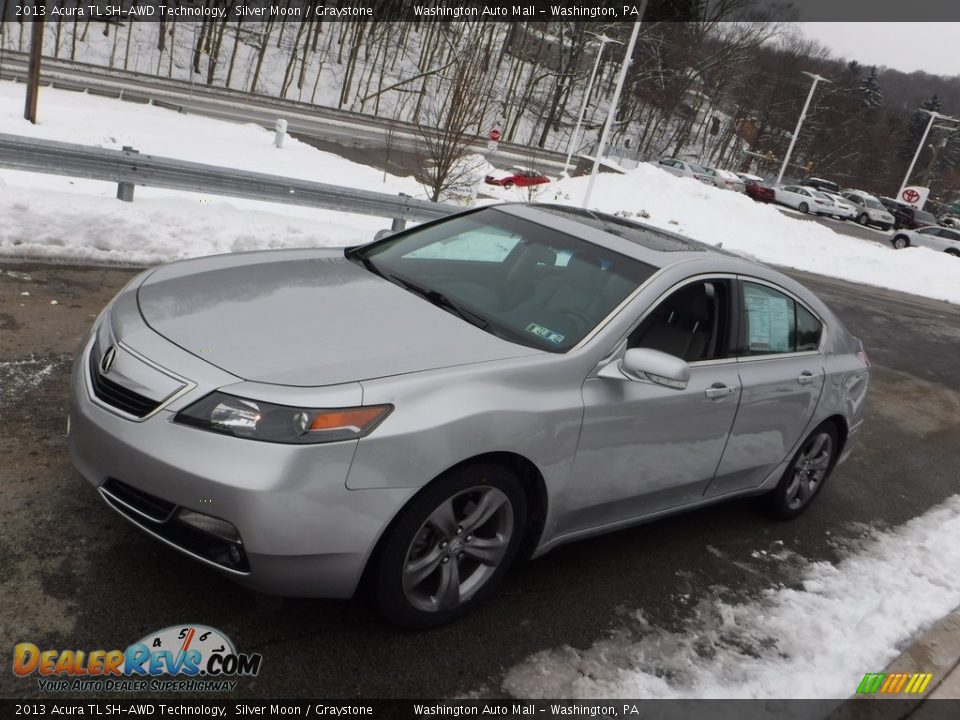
1,260,958,699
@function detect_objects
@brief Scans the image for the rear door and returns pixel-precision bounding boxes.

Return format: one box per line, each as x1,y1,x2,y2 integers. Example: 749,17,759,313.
705,278,826,498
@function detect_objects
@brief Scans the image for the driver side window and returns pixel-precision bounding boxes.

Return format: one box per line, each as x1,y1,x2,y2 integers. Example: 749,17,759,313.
628,279,733,363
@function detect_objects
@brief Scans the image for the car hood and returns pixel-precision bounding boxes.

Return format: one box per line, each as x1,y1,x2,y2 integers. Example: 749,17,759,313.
136,249,539,386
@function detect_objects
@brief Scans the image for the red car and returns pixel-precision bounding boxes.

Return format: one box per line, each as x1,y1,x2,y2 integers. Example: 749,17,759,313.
744,178,775,203
484,166,550,188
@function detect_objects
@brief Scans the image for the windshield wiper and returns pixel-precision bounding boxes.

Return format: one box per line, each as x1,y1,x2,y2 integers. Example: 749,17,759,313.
389,276,490,330
348,250,389,281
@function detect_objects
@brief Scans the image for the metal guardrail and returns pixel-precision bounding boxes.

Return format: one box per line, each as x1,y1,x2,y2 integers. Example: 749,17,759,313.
0,133,460,226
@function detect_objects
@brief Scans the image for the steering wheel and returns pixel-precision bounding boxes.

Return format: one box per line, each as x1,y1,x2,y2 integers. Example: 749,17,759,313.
558,307,594,329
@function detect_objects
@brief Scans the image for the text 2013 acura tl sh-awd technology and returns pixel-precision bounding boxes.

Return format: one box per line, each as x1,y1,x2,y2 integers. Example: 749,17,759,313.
69,204,869,627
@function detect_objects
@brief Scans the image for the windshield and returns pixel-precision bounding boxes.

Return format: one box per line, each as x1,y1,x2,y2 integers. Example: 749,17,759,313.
350,209,656,353
864,197,885,211
688,163,707,173
915,211,938,225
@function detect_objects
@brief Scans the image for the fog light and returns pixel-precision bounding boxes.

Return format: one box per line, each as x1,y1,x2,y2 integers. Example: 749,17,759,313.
177,508,241,544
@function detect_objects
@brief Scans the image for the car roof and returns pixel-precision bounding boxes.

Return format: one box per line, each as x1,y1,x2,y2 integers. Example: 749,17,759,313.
492,203,767,272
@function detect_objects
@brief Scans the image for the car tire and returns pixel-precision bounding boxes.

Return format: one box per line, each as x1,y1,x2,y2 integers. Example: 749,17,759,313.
763,421,839,521
880,225,892,232
892,235,910,249
946,249,960,258
799,202,809,214
504,181,514,189
374,462,527,628
857,213,869,225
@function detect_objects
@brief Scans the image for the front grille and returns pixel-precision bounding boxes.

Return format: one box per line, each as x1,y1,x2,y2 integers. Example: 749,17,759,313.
89,345,162,418
99,479,249,573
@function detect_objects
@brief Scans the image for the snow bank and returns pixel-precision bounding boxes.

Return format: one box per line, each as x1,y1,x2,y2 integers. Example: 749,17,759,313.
541,168,960,305
502,494,960,699
1,79,958,307
0,188,374,265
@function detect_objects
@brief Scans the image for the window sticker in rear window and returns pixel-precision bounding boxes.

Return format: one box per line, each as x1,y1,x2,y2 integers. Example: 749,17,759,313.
526,323,565,345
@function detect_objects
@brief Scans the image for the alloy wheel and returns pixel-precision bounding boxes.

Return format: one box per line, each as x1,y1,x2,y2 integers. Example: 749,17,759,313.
401,486,514,613
784,432,833,510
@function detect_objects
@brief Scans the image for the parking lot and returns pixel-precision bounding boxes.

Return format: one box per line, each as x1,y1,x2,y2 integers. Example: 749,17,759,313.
1,260,959,699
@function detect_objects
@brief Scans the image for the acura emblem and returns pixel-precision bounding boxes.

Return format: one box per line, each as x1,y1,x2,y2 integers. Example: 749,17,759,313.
100,345,118,375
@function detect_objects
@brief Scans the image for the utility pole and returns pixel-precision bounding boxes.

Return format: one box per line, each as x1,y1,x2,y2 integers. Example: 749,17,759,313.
563,33,622,177
24,17,45,124
898,111,957,196
775,71,830,185
582,3,646,209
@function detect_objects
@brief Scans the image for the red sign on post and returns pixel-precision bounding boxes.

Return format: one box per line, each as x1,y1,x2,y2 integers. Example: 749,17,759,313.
489,127,501,142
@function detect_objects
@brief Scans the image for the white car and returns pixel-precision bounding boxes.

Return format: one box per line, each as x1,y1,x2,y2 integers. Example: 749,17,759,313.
775,185,834,214
702,167,746,193
817,191,858,220
891,225,960,256
840,190,895,230
654,158,715,186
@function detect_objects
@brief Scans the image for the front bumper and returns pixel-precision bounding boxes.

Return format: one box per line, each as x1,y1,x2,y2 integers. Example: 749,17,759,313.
68,336,414,598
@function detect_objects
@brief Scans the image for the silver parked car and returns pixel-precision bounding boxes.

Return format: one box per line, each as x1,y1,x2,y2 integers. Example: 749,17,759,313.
891,225,960,255
69,205,870,627
654,158,715,186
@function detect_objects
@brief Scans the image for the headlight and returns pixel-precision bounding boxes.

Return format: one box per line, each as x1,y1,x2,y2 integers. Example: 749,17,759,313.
174,392,392,444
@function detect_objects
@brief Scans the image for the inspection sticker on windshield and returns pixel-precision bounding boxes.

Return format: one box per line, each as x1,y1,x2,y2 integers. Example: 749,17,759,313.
526,323,565,345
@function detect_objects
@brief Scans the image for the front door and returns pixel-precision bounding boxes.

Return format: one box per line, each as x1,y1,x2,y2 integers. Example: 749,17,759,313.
558,278,742,535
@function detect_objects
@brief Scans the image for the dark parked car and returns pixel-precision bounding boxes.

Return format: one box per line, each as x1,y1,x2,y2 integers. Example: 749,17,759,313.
887,203,940,230
744,178,775,203
801,177,841,194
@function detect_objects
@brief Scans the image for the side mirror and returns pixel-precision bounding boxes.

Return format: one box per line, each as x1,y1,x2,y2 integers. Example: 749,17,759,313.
600,348,691,389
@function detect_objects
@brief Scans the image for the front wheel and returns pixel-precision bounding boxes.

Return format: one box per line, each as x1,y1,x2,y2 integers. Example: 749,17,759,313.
857,213,869,226
503,181,514,189
763,422,838,520
374,463,527,628
799,202,809,214
892,235,910,249
946,249,960,258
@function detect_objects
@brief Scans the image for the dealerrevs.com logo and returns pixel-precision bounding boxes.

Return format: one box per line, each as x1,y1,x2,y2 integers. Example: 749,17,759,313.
13,624,262,692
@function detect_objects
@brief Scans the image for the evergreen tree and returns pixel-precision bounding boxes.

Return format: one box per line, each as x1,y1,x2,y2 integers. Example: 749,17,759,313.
899,94,942,161
858,67,883,110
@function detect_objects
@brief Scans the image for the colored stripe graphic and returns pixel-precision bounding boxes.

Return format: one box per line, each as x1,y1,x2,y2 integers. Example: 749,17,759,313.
856,672,933,694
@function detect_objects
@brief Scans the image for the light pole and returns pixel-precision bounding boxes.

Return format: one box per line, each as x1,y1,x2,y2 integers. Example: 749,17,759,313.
563,33,622,177
898,110,957,196
775,71,830,185
582,3,647,209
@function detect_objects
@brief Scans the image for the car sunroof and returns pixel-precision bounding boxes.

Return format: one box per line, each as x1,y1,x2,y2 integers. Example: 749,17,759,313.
533,205,704,252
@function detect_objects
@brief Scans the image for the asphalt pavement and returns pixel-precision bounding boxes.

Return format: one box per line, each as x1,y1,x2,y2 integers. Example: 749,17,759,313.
1,261,959,700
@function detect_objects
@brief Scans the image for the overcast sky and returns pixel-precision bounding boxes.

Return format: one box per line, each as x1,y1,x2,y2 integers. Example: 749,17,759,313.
797,23,960,77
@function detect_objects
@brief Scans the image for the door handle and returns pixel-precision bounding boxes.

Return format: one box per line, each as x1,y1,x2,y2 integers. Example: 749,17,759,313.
705,383,738,399
797,371,821,385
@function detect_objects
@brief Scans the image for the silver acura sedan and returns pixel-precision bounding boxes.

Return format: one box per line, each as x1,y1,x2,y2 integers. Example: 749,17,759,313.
69,204,870,627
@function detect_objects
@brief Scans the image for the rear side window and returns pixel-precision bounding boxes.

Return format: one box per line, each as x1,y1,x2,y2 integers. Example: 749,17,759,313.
740,281,822,356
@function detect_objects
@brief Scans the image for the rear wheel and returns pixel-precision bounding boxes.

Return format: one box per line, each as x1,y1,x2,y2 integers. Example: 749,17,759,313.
375,463,526,628
764,422,838,520
504,181,514,189
799,202,809,214
892,235,910,249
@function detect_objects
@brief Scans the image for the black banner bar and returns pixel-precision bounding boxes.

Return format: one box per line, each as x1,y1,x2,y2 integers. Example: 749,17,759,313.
4,0,960,23
2,700,960,719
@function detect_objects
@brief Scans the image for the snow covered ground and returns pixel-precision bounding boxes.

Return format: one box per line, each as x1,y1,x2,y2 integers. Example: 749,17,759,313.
501,494,960,699
2,79,959,306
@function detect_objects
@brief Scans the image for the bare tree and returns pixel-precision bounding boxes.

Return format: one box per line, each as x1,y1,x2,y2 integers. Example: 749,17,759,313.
416,29,493,203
